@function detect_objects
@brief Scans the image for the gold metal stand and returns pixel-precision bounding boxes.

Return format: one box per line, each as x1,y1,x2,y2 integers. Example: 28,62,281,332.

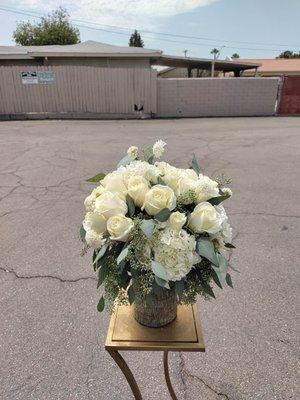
105,304,205,399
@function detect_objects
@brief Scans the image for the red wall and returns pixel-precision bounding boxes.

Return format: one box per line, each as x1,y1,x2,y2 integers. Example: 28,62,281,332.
279,76,300,115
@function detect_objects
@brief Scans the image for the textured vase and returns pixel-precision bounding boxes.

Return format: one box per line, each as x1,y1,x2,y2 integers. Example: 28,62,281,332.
134,286,177,328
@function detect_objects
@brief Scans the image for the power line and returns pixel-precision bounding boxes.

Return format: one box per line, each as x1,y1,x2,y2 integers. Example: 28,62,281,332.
0,5,298,52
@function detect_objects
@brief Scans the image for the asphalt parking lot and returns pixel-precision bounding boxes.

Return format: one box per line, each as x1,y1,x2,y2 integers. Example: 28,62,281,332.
0,117,299,400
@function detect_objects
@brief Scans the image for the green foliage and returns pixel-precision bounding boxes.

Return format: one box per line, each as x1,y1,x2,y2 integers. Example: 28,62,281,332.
97,297,105,312
13,7,80,46
86,173,105,183
191,153,201,175
154,208,171,222
155,276,170,289
208,191,230,206
140,219,155,238
277,50,300,59
151,260,168,281
117,154,133,168
129,30,144,48
79,225,86,243
126,195,135,217
231,53,240,59
93,243,109,266
196,238,219,266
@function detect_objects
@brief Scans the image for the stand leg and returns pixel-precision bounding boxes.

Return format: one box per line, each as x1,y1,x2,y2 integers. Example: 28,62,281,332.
106,349,142,400
163,351,178,400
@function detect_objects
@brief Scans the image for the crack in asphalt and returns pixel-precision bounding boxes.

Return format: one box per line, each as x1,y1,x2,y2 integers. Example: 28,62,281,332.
85,337,100,400
228,211,300,219
179,353,230,400
0,266,96,284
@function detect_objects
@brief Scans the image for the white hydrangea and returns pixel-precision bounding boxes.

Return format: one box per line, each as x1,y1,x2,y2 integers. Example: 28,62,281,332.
153,140,166,158
153,228,200,281
85,230,105,249
120,160,159,183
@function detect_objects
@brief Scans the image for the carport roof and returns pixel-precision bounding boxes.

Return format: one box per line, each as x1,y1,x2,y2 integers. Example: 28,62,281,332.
154,55,260,72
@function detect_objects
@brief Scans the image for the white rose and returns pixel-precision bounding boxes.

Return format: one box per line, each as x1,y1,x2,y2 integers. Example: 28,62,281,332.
127,176,149,208
153,140,166,158
101,171,127,201
169,211,187,231
83,211,107,235
142,184,176,216
95,191,127,219
83,211,107,249
107,215,134,241
194,174,220,203
188,202,224,234
127,146,138,159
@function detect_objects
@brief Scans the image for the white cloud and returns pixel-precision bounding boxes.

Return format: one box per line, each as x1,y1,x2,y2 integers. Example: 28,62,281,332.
11,0,217,29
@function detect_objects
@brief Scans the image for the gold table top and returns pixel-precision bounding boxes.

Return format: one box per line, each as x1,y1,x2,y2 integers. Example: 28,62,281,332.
105,304,205,352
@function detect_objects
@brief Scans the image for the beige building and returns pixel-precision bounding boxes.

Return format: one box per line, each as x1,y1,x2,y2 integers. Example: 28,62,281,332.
239,59,300,77
0,40,162,67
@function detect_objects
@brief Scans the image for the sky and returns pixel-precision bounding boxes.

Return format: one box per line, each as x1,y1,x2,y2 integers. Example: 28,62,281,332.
0,0,299,59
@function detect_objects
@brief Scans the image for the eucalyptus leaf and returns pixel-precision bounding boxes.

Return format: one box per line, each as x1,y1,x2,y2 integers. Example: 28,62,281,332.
212,254,229,286
86,173,106,183
154,208,171,222
148,154,155,164
226,273,233,288
97,296,105,312
208,192,230,206
128,285,135,304
225,243,236,249
229,264,240,273
140,219,155,238
201,282,216,299
79,225,86,243
93,243,109,265
151,260,168,281
97,263,109,288
118,269,130,289
126,194,135,217
196,238,219,266
117,246,129,265
191,153,201,175
155,276,170,289
157,176,166,185
175,280,185,297
118,155,133,168
211,268,223,289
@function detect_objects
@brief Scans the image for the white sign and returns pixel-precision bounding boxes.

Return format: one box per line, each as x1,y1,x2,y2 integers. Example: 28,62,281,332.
21,71,55,84
21,71,38,84
38,71,55,84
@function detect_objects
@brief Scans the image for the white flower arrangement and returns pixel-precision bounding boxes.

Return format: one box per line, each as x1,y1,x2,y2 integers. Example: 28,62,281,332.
81,141,235,312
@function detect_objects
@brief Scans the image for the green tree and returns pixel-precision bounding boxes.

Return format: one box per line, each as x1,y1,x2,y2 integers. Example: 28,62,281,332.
13,7,80,46
129,30,144,48
231,53,240,59
277,50,300,59
210,48,220,59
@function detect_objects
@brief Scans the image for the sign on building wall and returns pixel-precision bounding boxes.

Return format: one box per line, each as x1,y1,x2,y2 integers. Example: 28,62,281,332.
21,71,38,84
21,71,55,84
37,71,55,84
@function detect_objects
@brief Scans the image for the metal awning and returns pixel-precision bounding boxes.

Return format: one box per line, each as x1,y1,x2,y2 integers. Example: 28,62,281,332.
153,55,260,73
